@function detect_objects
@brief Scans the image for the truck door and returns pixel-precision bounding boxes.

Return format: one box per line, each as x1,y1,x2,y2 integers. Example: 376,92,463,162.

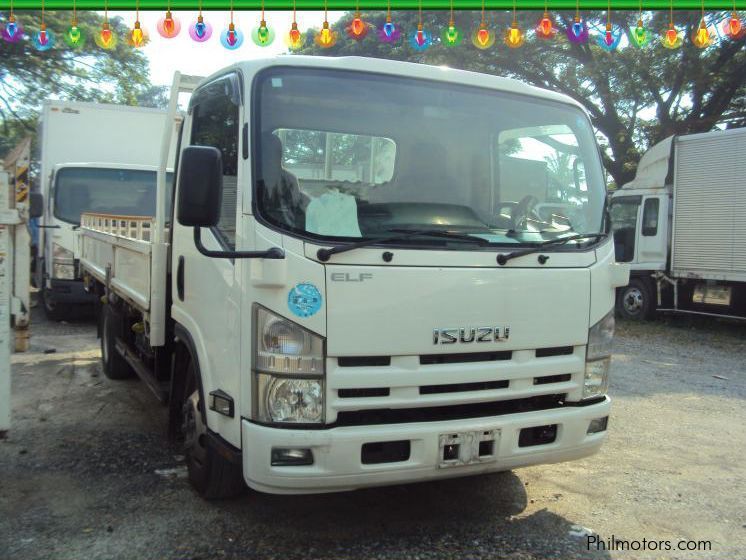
609,195,641,263
636,195,668,269
170,74,243,446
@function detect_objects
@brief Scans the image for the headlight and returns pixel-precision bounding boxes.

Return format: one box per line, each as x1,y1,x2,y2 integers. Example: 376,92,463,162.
256,374,324,424
584,310,614,399
52,243,75,279
252,305,325,425
587,309,615,360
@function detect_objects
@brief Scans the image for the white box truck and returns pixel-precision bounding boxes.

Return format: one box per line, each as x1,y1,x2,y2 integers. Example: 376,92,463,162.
79,57,629,498
36,101,175,320
610,128,746,320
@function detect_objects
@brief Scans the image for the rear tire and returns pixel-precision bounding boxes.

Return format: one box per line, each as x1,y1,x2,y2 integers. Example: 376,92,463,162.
101,304,134,379
616,278,654,320
181,355,245,500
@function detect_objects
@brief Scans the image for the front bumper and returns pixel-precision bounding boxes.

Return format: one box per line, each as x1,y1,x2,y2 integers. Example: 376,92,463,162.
46,278,97,305
241,397,611,494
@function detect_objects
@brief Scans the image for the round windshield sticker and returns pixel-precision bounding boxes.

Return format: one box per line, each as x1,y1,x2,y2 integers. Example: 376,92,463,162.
288,283,323,318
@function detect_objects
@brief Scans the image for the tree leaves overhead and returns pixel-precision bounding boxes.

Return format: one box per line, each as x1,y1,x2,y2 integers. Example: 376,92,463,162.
297,10,746,186
0,10,165,157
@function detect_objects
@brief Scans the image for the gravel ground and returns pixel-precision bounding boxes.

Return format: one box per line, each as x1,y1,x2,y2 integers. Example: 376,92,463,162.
1,307,745,560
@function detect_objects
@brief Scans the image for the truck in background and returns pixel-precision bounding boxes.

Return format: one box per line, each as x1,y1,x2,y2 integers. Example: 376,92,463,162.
36,101,175,320
80,58,629,498
610,128,746,320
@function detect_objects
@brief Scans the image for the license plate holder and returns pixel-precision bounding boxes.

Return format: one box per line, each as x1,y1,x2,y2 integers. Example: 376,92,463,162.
438,429,499,468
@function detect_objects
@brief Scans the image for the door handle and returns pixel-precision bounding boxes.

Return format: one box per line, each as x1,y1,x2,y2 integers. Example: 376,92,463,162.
177,256,185,301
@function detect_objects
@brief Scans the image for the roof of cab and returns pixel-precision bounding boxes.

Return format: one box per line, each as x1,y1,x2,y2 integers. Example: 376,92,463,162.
197,56,588,114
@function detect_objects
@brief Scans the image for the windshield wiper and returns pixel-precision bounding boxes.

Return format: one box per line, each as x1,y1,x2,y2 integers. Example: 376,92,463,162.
496,233,607,266
316,228,491,262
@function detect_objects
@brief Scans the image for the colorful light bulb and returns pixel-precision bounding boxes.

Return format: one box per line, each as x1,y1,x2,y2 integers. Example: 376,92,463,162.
441,22,462,46
32,23,55,51
471,23,494,49
64,22,84,47
252,20,275,46
692,19,712,48
285,21,304,50
220,22,244,49
95,21,117,49
661,22,682,49
128,20,148,48
629,18,650,47
189,15,213,42
723,12,745,39
535,12,556,39
504,21,525,48
346,14,369,40
2,15,23,43
314,21,337,48
409,24,431,51
157,10,181,38
566,16,588,44
378,17,400,43
598,22,622,51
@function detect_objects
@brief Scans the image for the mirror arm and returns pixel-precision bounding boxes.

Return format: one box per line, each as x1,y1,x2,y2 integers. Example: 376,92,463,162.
193,227,285,260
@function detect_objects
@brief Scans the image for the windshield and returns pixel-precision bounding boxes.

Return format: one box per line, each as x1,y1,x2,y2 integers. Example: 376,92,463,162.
254,68,606,245
53,167,174,225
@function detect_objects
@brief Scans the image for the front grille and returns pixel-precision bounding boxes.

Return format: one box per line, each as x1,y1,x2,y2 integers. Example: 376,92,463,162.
420,379,509,395
533,373,572,385
333,394,566,427
419,351,512,365
338,356,391,367
338,387,390,398
536,346,574,358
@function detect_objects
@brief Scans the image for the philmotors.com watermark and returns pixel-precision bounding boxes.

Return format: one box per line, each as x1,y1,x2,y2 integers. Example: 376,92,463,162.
587,535,712,553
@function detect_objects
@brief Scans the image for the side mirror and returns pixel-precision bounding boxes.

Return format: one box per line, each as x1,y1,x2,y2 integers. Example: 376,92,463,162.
29,192,44,219
177,145,285,261
177,146,223,228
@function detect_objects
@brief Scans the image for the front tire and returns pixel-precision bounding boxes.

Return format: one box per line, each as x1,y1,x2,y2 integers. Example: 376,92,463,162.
41,286,70,322
616,278,654,320
101,304,134,379
181,355,245,499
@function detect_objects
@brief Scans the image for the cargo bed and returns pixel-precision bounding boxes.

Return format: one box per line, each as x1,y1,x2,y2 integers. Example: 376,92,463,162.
80,212,161,313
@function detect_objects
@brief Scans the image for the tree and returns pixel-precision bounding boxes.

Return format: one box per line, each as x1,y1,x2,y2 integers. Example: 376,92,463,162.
0,10,164,158
297,10,746,187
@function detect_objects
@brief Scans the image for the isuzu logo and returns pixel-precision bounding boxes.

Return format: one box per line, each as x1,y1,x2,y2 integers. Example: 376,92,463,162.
433,327,510,345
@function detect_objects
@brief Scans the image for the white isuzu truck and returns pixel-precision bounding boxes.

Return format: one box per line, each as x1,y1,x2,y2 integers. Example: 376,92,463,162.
36,101,173,320
610,128,746,320
80,57,629,498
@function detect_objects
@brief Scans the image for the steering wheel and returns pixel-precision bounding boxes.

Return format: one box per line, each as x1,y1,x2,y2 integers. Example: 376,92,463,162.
511,195,541,231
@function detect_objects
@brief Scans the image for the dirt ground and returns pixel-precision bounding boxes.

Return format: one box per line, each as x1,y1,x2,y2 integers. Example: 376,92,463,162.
1,307,745,560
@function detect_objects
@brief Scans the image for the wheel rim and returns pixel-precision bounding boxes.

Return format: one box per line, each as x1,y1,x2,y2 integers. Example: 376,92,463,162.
623,287,644,315
182,389,208,468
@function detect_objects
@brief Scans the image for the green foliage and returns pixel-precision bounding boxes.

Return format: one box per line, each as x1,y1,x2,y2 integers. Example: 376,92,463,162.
0,10,164,158
297,10,746,186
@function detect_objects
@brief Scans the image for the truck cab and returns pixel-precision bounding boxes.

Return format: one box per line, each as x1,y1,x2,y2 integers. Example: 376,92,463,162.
81,57,629,497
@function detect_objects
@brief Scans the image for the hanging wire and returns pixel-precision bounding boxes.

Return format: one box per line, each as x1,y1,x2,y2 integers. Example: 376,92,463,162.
607,0,612,27
481,0,486,26
449,0,454,25
512,0,518,24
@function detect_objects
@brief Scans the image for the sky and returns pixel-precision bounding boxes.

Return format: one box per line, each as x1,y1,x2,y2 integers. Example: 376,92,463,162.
107,11,344,87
